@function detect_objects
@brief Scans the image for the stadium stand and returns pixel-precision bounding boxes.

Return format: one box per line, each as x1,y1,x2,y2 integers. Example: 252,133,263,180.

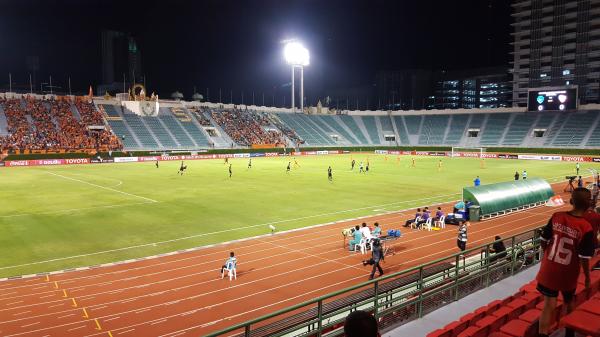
392,116,410,144
502,113,537,146
276,113,335,146
361,116,381,144
444,114,470,145
419,115,449,145
4,93,600,152
0,96,121,152
550,110,597,147
480,113,511,146
426,254,600,337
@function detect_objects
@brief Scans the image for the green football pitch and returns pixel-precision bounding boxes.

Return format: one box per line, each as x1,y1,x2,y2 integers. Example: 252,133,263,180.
0,154,586,277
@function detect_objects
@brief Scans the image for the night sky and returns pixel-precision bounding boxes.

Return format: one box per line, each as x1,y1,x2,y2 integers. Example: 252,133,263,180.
0,0,511,104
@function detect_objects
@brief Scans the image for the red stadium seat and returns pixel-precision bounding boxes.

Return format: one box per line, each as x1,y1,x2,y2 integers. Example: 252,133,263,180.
492,306,520,321
488,333,513,337
519,291,542,308
518,308,541,324
561,310,600,336
499,319,536,337
505,298,529,316
474,314,505,333
456,325,487,337
578,298,600,315
519,282,538,294
485,299,503,314
427,328,453,337
443,319,469,336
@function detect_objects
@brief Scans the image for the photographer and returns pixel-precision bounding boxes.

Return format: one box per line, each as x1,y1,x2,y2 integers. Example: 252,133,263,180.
363,239,384,280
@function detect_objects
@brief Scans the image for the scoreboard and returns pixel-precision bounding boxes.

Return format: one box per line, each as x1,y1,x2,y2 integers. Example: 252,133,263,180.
527,88,577,112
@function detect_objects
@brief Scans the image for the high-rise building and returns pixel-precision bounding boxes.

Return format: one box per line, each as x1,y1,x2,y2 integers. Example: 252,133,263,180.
426,68,513,109
99,30,142,94
511,0,600,107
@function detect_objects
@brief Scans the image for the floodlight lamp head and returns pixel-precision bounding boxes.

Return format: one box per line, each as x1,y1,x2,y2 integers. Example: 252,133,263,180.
284,41,310,66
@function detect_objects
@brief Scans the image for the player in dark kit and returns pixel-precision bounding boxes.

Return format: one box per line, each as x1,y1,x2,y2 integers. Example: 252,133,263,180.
328,166,333,181
228,164,232,178
224,157,229,165
178,161,187,175
286,162,291,173
247,159,252,169
155,160,159,168
366,162,370,173
351,159,355,170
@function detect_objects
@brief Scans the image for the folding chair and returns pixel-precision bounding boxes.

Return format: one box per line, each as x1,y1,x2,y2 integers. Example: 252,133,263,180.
222,261,237,280
435,216,446,229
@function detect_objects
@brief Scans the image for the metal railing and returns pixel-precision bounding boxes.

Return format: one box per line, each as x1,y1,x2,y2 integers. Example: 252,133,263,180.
204,227,543,337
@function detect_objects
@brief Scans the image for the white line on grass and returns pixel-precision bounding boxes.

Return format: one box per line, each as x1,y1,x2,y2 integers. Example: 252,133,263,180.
0,202,155,219
45,171,158,203
0,192,459,272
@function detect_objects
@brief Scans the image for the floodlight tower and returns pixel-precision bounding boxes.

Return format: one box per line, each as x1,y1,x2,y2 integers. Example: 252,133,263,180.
284,41,309,113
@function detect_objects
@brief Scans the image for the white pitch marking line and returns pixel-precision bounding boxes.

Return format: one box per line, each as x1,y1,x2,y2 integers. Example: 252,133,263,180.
0,192,459,272
0,201,154,219
45,171,158,203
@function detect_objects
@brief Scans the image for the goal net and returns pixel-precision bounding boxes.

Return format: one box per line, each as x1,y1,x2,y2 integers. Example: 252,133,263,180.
450,147,486,158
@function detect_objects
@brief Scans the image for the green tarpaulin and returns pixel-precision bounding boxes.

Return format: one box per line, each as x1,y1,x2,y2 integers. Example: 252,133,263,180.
462,178,554,216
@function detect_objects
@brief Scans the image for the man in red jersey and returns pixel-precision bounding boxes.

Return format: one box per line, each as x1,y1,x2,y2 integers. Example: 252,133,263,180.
536,188,595,337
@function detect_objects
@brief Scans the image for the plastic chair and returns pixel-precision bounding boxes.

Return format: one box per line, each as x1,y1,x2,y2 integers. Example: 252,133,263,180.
410,216,422,230
355,238,368,254
435,216,446,229
222,261,237,281
422,217,433,231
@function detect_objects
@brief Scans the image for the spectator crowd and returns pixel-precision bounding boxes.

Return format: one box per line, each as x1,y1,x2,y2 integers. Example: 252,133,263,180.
210,109,286,146
0,95,122,153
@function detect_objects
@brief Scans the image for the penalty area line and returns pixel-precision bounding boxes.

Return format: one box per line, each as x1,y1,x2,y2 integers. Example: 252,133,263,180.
45,171,158,203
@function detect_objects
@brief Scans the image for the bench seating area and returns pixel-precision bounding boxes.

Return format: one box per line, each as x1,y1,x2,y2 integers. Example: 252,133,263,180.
427,255,600,337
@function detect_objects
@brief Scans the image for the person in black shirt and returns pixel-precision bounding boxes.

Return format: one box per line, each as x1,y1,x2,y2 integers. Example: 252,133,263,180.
363,239,384,280
351,159,355,170
489,235,507,263
514,171,519,181
155,160,159,169
328,166,333,181
286,162,291,173
228,164,232,178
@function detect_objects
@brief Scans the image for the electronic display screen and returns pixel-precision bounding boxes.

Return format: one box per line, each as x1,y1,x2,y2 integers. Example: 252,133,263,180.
528,88,577,111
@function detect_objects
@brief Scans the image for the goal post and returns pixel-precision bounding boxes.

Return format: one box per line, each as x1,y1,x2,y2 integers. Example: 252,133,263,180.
450,147,486,158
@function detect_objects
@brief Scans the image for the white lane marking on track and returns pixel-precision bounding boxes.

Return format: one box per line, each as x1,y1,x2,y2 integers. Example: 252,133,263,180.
45,171,158,203
118,328,135,334
3,211,558,337
20,322,39,328
0,192,459,272
67,325,86,331
57,313,75,319
0,203,561,327
159,219,555,337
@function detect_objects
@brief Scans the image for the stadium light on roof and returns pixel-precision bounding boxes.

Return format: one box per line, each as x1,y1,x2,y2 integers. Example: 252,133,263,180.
284,41,309,113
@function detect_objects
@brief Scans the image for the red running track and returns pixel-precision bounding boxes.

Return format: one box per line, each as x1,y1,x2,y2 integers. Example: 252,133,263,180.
0,186,570,337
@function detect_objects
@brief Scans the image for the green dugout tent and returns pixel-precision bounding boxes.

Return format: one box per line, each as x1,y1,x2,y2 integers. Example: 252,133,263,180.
462,178,554,217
